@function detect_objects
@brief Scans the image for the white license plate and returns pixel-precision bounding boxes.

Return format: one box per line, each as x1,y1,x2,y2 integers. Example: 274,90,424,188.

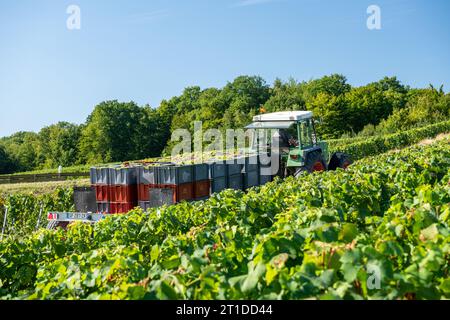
67,213,89,220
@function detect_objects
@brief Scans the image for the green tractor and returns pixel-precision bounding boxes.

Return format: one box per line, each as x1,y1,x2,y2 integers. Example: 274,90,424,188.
245,111,352,178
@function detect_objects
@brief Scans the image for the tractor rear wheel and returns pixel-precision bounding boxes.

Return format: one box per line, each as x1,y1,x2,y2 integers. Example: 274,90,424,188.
294,151,326,177
328,152,352,170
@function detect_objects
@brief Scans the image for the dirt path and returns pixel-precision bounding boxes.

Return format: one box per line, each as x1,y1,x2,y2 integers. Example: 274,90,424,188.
417,133,450,146
376,132,449,156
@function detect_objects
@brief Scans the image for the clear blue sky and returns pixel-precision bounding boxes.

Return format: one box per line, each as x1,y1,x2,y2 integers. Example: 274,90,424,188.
1,0,449,137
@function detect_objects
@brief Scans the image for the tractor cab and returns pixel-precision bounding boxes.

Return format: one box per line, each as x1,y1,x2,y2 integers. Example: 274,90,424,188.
246,111,349,177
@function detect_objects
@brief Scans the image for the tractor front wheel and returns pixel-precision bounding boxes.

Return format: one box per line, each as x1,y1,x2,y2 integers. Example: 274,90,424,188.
328,152,352,170
294,151,326,177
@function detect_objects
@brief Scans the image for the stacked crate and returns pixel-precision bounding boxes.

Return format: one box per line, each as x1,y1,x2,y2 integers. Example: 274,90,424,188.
90,154,273,214
151,165,194,207
73,186,97,213
221,155,261,191
108,166,138,214
208,161,227,194
90,167,111,213
91,166,139,214
138,164,211,210
137,165,158,210
193,164,211,200
226,160,244,190
208,155,265,195
243,155,260,189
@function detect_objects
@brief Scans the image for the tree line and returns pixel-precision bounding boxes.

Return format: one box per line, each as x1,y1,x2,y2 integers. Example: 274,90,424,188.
0,74,448,174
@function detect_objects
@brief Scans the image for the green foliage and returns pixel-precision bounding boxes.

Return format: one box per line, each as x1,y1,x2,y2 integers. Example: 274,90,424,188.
344,84,397,133
0,139,448,300
161,76,270,155
262,75,411,139
307,93,349,138
358,88,449,137
331,120,450,161
0,179,90,197
0,145,16,174
1,75,448,174
39,122,81,168
78,101,165,163
221,76,271,129
0,124,83,173
0,188,74,237
0,132,43,172
264,78,305,112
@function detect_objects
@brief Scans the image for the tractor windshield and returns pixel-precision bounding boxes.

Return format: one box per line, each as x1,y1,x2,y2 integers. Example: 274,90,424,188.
280,123,299,148
299,119,314,148
285,123,298,140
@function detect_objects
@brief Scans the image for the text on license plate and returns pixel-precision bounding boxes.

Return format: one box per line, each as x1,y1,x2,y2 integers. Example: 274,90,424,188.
68,213,89,220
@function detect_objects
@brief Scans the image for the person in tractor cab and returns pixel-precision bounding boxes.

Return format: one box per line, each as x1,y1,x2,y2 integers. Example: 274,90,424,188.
276,125,299,154
273,125,299,177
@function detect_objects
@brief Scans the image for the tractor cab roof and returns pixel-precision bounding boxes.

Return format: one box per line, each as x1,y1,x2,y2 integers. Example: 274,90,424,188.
252,111,313,122
245,111,313,129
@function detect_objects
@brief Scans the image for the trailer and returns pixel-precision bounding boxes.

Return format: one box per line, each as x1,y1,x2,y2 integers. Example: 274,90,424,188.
47,111,352,229
46,212,107,229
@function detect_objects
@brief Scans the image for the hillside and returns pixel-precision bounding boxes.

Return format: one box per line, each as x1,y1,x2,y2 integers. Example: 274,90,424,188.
1,75,448,175
0,137,448,300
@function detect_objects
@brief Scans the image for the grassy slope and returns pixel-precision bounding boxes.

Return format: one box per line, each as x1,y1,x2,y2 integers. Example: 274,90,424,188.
0,179,90,196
